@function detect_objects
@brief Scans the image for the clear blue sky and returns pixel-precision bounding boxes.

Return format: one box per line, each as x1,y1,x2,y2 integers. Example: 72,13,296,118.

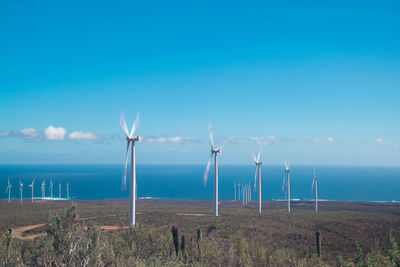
0,1,399,165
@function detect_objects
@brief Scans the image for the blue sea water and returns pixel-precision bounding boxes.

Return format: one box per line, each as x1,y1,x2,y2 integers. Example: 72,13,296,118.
0,164,399,202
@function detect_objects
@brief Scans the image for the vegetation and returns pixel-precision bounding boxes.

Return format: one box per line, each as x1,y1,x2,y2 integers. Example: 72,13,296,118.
1,202,400,266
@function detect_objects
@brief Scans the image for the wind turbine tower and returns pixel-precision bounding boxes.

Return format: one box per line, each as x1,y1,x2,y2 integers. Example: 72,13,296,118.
234,180,236,201
242,182,245,206
19,180,23,202
120,112,141,226
249,183,252,202
49,179,53,200
253,147,263,213
203,123,222,216
66,182,69,200
312,168,318,211
5,178,12,203
28,178,35,202
59,182,61,200
282,161,291,212
238,181,241,200
41,180,45,200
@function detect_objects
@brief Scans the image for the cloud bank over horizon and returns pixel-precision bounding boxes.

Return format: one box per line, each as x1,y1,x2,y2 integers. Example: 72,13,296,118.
0,126,102,141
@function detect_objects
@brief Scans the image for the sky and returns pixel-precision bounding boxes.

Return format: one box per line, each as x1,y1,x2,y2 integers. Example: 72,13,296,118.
0,1,399,165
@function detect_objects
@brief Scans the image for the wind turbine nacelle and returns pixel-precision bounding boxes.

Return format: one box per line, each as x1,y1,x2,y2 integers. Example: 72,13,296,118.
214,148,221,153
128,136,141,142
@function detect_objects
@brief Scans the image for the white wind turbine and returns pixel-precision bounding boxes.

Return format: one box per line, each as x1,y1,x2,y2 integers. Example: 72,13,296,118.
66,182,69,200
246,183,249,205
203,123,221,216
49,179,53,200
242,181,245,206
120,112,141,226
5,178,12,203
59,182,61,200
238,181,241,200
282,161,291,212
19,180,23,202
41,180,45,200
312,168,318,211
234,180,237,201
252,147,263,213
28,178,35,202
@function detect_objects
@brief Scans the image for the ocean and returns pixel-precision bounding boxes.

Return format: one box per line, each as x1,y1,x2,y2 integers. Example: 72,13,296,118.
0,164,399,202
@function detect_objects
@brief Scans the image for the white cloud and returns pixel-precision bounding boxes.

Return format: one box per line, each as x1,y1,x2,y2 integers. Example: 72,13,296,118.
313,137,338,144
145,134,196,144
250,136,279,145
0,130,10,137
215,136,241,144
327,137,337,143
376,138,392,145
19,128,42,139
44,126,66,140
68,131,100,140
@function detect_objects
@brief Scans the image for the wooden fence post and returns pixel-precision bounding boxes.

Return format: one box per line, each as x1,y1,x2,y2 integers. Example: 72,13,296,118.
316,231,321,257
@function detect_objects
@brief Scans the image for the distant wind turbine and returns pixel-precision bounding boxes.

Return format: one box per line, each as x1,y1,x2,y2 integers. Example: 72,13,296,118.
242,182,245,206
41,180,45,200
234,180,237,201
28,178,35,202
120,112,141,226
5,178,12,203
59,182,61,200
312,168,318,211
49,179,53,200
203,123,222,216
252,147,263,213
19,180,23,202
66,182,69,200
238,181,241,200
282,161,291,212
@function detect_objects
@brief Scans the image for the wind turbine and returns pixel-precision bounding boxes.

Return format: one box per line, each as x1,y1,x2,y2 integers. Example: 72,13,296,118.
5,178,12,203
28,178,35,202
252,147,263,213
19,180,23,202
203,123,221,216
234,180,237,201
246,183,249,205
242,182,245,206
120,112,141,226
59,182,61,200
49,179,53,200
41,180,45,200
282,161,291,212
66,182,69,200
312,168,318,211
238,181,241,200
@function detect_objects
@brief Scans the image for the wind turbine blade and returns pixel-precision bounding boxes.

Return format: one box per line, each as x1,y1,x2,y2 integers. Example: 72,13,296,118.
120,112,129,137
257,147,261,162
254,166,258,191
252,154,257,163
311,179,315,193
203,156,212,187
129,112,139,138
208,123,214,150
122,141,130,190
